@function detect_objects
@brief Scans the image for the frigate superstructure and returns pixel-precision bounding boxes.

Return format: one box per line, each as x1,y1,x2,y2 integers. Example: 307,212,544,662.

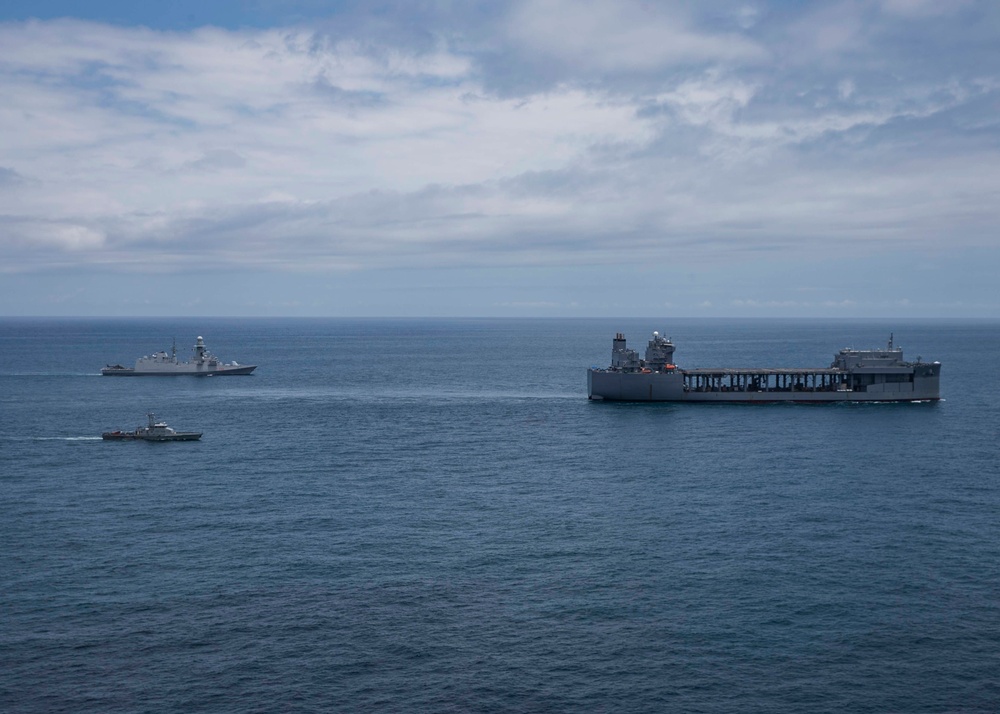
588,331,941,402
102,336,256,376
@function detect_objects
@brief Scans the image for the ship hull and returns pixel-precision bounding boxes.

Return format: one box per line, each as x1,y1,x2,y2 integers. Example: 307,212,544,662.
587,370,941,403
102,431,202,441
589,330,941,403
102,335,255,376
102,365,256,376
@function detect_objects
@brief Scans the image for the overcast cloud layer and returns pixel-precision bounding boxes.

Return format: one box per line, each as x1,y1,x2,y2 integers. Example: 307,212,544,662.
1,0,998,316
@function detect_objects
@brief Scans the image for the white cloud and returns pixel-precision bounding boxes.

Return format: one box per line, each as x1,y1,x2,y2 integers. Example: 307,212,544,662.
651,72,758,129
736,5,761,30
880,0,974,18
3,219,106,253
731,299,803,308
0,5,998,291
505,0,766,72
822,300,858,308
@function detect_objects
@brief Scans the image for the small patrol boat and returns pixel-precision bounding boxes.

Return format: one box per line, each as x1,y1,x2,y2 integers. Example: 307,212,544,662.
102,336,256,376
102,413,202,441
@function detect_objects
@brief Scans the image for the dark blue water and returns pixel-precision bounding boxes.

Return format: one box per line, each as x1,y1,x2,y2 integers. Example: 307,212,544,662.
2,318,999,713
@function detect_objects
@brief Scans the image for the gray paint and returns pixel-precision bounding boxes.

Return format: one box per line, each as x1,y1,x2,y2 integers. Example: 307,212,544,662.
102,335,256,376
588,332,941,403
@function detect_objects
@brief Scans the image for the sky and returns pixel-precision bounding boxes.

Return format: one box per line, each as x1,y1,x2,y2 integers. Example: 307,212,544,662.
0,0,997,317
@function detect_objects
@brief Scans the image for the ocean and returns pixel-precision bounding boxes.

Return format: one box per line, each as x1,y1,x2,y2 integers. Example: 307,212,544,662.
2,317,998,713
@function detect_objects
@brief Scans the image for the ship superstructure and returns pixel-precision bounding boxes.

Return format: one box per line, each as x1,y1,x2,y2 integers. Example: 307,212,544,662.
588,331,941,402
102,336,256,376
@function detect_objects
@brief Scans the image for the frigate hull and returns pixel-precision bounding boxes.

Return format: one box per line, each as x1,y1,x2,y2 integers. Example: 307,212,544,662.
102,364,257,376
102,335,256,376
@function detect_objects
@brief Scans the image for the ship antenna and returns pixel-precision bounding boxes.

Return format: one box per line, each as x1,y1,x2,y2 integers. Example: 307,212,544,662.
172,338,176,360
888,332,893,350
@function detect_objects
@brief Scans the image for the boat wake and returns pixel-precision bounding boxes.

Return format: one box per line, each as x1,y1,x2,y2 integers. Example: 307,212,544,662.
14,436,105,441
0,372,103,377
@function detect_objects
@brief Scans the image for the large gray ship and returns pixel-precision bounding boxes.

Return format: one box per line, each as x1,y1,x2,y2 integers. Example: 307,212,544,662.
102,336,256,376
588,331,940,403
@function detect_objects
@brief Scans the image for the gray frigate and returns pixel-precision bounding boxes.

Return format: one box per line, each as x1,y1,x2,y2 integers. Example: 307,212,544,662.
102,336,256,376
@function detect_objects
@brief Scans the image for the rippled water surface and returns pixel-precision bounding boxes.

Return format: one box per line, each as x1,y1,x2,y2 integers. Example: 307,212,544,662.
2,318,998,713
